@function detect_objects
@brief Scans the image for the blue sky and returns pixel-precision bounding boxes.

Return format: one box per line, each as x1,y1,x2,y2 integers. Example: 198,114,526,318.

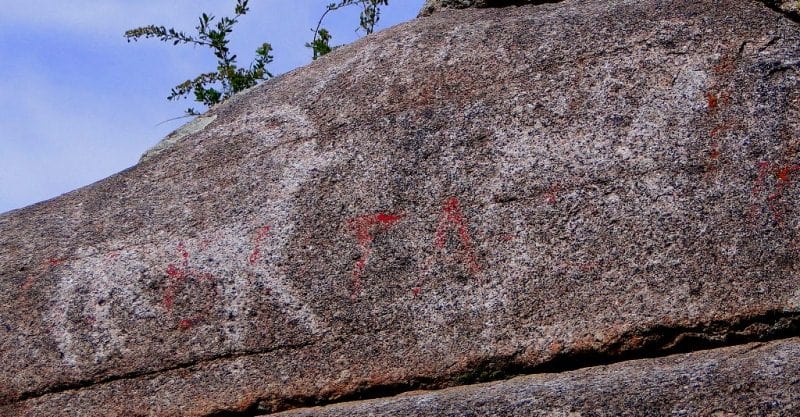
0,0,423,214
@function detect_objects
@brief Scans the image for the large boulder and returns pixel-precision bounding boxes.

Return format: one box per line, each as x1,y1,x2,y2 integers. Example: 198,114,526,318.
2,0,800,415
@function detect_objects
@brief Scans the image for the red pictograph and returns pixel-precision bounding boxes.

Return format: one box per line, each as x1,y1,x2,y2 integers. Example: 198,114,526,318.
47,258,68,266
750,161,800,224
415,197,483,296
347,212,404,299
434,197,481,275
706,91,718,110
248,225,272,265
162,242,214,311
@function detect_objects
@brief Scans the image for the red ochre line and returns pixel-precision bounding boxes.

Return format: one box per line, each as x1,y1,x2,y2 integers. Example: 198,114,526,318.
347,212,404,297
753,162,800,193
375,213,403,224
177,242,189,263
708,143,720,160
178,318,194,330
166,264,188,281
709,120,741,138
163,291,176,311
248,249,261,265
163,242,215,311
706,91,718,110
47,258,71,267
775,165,800,183
435,197,481,273
750,161,800,224
249,225,272,265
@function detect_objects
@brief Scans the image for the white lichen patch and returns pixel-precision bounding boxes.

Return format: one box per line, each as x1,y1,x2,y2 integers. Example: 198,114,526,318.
212,104,316,149
46,226,329,370
48,131,337,368
49,273,81,368
48,249,158,368
140,114,217,163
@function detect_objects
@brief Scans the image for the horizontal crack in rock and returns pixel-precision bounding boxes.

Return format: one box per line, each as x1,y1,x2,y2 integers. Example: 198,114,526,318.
204,310,800,416
758,0,800,24
10,341,313,406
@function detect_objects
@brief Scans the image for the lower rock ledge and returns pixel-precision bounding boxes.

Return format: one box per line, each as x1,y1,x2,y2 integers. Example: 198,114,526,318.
208,311,800,416
3,312,797,416
269,338,800,416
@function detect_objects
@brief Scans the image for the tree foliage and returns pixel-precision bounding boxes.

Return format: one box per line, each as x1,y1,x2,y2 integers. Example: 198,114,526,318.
125,0,273,116
125,0,390,116
307,0,390,60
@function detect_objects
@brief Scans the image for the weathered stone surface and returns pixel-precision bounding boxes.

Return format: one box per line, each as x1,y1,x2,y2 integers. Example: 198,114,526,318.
275,338,800,416
140,114,217,163
773,0,800,15
419,0,482,16
2,0,800,415
418,0,561,16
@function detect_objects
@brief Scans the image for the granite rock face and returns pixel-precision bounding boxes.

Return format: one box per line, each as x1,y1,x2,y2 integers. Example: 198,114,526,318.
418,0,561,16
275,338,800,416
774,0,800,15
418,0,483,16
2,0,800,415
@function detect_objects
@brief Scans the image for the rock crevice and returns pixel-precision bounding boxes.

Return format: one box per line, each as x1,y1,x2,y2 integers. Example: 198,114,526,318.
268,338,800,416
759,0,800,23
198,310,800,416
13,341,314,406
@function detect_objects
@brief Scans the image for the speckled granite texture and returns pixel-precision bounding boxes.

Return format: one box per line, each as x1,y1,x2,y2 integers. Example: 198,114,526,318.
418,0,551,16
2,0,800,415
275,339,800,416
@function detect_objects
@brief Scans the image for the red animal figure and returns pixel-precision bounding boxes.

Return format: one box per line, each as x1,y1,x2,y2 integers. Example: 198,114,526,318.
415,197,484,296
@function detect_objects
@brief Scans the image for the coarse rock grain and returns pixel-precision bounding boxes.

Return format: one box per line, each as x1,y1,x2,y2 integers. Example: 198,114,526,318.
2,0,800,415
139,114,217,163
273,338,800,416
418,0,568,17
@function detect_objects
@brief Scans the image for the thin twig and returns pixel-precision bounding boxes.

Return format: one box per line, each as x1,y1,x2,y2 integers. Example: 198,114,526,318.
155,114,197,126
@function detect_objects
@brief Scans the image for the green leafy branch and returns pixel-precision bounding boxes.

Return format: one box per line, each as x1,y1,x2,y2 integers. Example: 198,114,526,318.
125,0,391,117
307,0,390,60
124,0,273,115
